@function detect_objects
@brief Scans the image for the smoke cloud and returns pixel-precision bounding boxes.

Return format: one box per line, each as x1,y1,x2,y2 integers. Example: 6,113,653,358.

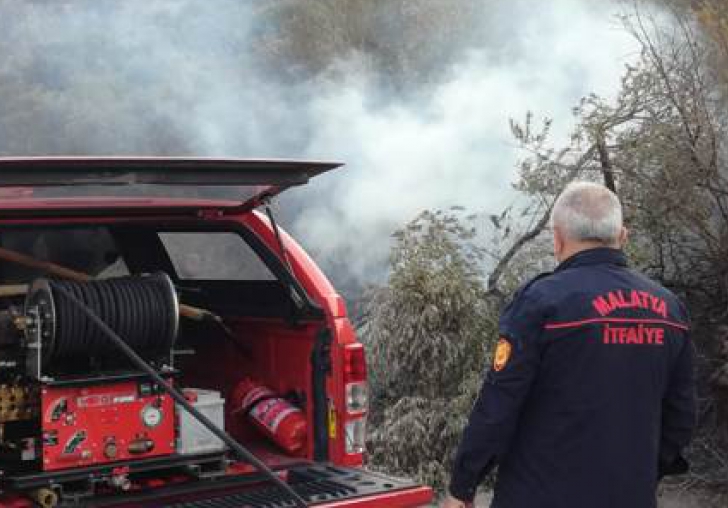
0,0,639,290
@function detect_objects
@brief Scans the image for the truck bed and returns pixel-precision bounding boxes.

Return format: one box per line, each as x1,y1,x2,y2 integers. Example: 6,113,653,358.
97,464,433,508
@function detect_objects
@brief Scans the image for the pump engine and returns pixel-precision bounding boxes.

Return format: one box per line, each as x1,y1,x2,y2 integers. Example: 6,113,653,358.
0,273,227,504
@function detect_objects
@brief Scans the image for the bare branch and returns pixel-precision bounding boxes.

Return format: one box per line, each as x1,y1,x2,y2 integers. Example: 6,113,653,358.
486,144,598,298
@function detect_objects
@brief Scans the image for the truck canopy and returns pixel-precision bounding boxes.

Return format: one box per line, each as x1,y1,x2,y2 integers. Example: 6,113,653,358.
0,157,342,212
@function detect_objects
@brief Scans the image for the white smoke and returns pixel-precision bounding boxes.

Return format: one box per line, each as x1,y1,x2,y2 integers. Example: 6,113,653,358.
0,0,640,289
285,0,639,287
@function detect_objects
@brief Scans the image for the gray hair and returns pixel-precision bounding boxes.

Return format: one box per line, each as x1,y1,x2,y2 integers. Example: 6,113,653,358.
551,181,623,244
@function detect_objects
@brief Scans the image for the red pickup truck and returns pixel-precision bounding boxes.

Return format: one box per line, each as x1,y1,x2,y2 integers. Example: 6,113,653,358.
0,158,433,507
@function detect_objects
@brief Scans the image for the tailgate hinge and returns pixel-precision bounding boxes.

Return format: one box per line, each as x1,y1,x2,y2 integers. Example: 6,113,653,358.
197,208,224,219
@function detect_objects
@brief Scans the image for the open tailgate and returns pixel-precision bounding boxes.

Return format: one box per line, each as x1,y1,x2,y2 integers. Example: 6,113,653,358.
0,157,342,213
97,464,433,507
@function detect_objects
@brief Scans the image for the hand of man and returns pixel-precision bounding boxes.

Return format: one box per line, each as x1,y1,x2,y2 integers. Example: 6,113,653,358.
442,494,474,508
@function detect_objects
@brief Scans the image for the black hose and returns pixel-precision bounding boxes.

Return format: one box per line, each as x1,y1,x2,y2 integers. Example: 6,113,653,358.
50,284,309,508
46,275,177,367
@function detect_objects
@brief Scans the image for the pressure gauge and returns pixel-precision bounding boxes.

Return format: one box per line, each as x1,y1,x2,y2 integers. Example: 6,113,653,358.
141,404,163,428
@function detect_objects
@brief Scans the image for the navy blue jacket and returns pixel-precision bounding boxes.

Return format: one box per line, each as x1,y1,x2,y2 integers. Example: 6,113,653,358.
449,248,696,508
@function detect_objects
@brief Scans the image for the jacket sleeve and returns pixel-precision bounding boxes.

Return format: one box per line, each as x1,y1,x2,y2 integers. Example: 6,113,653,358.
659,333,697,478
448,288,547,502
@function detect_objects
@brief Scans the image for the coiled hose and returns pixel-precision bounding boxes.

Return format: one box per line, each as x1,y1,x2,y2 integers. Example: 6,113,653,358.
26,273,178,368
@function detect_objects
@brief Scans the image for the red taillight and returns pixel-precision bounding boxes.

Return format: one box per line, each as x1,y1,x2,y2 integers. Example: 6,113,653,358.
343,344,368,454
344,343,367,383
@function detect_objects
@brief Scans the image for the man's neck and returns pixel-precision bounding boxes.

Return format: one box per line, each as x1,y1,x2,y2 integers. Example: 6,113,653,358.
558,242,617,264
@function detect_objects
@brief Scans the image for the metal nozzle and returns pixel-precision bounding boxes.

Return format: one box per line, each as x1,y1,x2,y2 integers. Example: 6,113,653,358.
29,488,59,508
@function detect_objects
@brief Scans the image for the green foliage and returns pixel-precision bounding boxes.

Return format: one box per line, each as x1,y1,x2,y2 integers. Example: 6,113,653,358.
361,210,497,490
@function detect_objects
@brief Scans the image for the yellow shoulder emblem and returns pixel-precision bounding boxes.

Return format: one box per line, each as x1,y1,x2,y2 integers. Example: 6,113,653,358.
493,338,512,372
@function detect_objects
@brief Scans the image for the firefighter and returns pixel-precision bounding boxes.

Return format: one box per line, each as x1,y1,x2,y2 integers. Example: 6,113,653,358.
444,182,696,508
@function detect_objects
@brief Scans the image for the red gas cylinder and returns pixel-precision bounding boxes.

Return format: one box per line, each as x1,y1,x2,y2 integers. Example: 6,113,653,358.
231,379,307,455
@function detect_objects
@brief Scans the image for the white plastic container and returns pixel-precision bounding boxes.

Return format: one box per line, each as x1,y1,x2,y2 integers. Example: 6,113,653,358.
177,389,226,455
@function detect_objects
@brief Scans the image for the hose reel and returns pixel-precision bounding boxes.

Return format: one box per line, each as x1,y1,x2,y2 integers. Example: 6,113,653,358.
24,273,179,378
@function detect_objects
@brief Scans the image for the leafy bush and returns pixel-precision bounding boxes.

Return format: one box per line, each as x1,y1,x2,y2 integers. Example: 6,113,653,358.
361,210,497,489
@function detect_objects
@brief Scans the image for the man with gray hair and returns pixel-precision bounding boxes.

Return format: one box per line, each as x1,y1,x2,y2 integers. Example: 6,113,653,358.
444,181,696,508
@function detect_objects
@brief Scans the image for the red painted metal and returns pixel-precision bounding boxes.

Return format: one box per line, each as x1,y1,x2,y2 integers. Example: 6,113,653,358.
236,212,364,465
0,197,240,211
0,162,434,505
178,317,320,458
0,495,33,507
315,487,434,507
238,212,342,317
40,381,175,471
0,156,342,214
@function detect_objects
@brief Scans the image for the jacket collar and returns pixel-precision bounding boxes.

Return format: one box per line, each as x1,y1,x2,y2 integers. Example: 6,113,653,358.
555,247,628,272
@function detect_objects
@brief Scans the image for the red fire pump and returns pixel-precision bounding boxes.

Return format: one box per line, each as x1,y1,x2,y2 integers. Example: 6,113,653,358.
231,379,307,455
40,380,175,471
23,275,180,472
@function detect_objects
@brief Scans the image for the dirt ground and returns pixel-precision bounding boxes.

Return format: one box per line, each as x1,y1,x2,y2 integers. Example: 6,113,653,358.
656,486,727,508
431,487,727,507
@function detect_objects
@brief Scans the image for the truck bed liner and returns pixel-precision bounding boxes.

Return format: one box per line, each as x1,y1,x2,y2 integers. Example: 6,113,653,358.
103,464,426,507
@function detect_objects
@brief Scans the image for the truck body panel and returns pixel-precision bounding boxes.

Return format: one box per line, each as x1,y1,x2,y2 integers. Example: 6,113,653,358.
0,158,433,507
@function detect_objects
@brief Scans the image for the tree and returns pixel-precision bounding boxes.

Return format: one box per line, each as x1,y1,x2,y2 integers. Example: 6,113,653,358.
506,5,728,489
693,0,728,90
362,210,496,489
253,0,489,89
361,5,728,496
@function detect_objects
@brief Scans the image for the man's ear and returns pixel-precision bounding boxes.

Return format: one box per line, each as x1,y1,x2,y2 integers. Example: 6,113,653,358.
618,226,629,248
553,226,564,261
